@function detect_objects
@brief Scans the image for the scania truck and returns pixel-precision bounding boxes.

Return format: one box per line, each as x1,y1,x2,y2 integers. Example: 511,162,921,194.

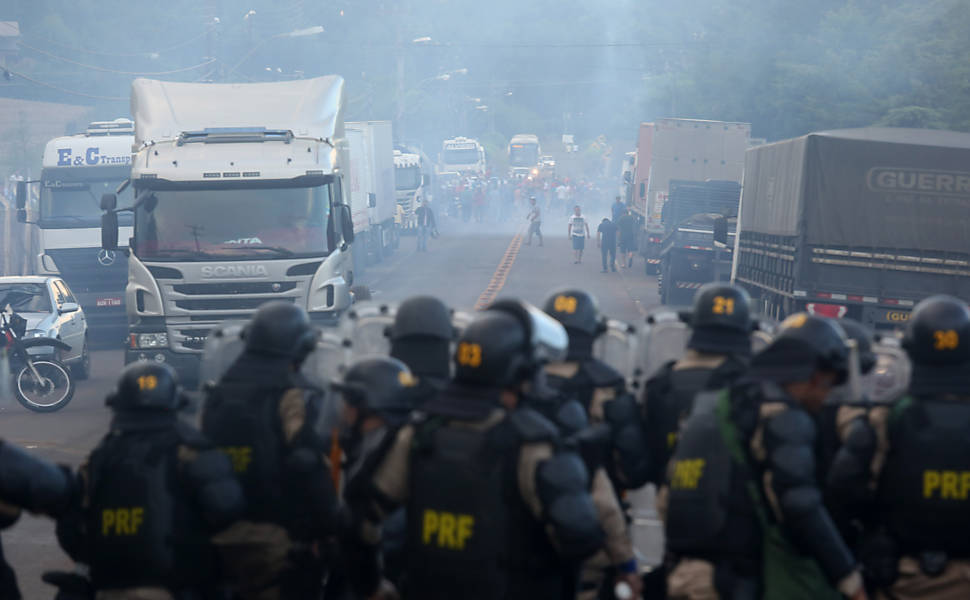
101,77,356,386
19,119,135,345
393,149,427,231
734,127,970,328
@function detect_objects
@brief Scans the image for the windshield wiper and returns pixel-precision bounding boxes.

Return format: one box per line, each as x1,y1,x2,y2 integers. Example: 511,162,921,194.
218,245,295,257
148,248,219,260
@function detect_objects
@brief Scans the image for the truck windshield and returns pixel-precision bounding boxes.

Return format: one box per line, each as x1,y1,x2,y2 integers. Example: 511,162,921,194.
395,166,422,191
134,184,332,261
509,144,539,167
443,148,480,165
39,166,133,227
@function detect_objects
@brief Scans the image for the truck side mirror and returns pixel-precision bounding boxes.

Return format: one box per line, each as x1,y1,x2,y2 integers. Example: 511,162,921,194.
422,174,430,186
639,182,645,199
15,209,27,223
367,193,377,209
15,181,26,210
340,204,355,244
102,211,119,250
713,216,728,246
623,172,632,184
100,193,117,211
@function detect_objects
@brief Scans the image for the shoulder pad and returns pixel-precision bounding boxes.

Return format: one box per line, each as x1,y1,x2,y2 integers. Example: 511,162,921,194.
581,358,625,388
508,408,560,443
555,400,589,435
765,407,816,447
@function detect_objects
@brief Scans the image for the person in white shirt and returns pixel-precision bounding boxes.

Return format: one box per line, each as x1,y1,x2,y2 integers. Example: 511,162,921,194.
526,196,543,246
567,205,591,264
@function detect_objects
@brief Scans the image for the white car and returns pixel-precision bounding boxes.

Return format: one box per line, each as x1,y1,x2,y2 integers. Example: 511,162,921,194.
0,276,90,379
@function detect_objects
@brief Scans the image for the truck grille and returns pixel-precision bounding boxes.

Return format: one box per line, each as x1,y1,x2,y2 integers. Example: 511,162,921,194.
46,248,127,295
172,282,296,295
174,297,295,311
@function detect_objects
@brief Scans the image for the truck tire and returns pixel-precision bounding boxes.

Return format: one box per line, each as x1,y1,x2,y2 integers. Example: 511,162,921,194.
645,260,659,276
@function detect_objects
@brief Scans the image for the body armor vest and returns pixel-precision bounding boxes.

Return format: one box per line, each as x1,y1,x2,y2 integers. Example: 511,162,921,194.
405,416,564,600
86,425,210,590
878,396,970,555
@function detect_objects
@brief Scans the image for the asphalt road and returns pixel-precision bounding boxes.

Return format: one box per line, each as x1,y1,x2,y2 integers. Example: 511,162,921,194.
1,205,666,597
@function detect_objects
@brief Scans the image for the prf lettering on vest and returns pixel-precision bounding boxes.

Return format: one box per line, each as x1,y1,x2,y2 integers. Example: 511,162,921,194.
220,446,253,473
923,470,970,500
101,507,145,536
422,510,475,550
670,458,706,490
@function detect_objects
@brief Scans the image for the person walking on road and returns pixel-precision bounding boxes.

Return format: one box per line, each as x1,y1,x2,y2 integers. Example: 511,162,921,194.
415,198,435,252
616,209,637,268
597,217,618,272
611,196,626,223
568,205,591,264
526,196,543,246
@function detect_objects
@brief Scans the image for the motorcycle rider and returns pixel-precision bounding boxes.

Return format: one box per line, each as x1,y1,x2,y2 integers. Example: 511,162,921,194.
826,295,970,599
54,361,244,599
387,295,455,407
349,299,605,599
201,301,338,599
664,313,866,600
642,283,753,486
0,439,73,598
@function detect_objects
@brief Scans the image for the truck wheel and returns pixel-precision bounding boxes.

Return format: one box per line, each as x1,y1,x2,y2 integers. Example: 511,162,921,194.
645,260,659,276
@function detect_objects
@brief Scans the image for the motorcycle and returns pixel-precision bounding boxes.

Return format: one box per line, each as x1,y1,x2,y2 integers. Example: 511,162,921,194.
0,308,75,412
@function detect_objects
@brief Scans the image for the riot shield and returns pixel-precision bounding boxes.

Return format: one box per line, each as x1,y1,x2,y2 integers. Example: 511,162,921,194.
198,323,247,388
636,310,690,384
593,318,640,390
336,301,397,361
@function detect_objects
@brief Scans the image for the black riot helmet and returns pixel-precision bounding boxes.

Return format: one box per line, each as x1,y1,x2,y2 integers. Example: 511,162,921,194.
543,288,604,337
749,313,849,385
455,299,568,388
839,318,877,375
685,283,753,356
903,295,970,367
107,361,184,412
388,295,454,380
334,357,417,426
243,301,318,363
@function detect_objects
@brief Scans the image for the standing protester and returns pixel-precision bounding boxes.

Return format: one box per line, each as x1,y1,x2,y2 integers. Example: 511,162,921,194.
350,300,605,600
597,217,618,273
568,205,591,264
826,295,970,600
616,209,637,269
611,196,626,223
54,362,244,599
201,301,339,599
415,198,435,252
642,283,752,486
526,196,543,246
664,313,866,600
0,441,73,599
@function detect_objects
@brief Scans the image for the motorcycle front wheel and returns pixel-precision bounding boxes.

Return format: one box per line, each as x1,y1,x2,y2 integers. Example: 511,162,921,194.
15,359,75,412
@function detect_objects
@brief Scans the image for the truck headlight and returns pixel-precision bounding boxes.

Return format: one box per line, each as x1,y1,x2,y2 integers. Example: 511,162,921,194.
135,333,169,349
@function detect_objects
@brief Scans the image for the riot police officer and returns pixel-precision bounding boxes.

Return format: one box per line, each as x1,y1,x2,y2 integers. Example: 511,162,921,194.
0,440,73,598
828,295,970,599
542,288,650,488
54,361,243,599
201,301,338,599
387,295,455,405
351,299,605,600
664,313,866,600
643,283,753,485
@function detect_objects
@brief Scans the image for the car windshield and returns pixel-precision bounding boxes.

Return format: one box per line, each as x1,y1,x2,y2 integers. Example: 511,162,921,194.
395,165,422,190
40,166,133,227
134,183,332,261
443,148,480,165
509,144,539,167
0,284,51,313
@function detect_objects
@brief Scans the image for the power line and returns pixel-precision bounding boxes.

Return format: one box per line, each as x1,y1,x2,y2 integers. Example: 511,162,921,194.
24,31,207,58
4,68,127,101
18,41,217,76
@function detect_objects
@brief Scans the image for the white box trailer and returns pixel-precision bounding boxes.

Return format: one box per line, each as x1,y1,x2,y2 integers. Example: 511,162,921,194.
346,121,397,273
639,118,750,274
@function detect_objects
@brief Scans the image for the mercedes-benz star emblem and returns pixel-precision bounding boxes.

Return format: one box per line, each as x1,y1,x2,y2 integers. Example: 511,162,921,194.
97,249,116,267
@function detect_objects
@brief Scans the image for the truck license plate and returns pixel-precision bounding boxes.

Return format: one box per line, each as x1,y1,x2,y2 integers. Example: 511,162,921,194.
96,297,122,307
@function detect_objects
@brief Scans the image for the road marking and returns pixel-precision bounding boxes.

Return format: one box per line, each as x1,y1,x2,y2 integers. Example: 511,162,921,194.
474,226,525,310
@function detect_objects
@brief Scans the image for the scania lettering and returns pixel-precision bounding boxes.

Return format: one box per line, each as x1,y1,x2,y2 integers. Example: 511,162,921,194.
24,119,135,344
106,77,355,387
